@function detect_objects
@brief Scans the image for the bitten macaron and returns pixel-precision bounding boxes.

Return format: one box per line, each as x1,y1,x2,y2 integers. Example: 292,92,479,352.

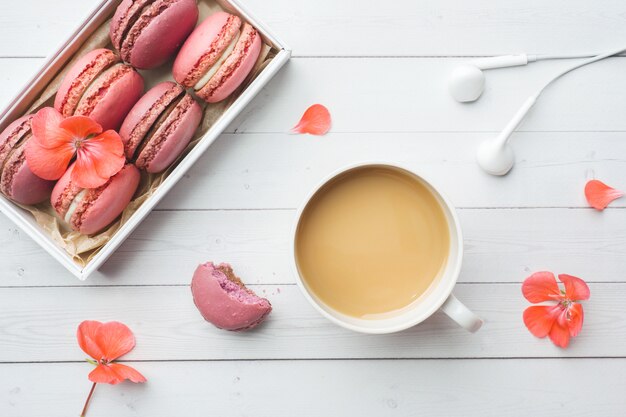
120,81,202,173
0,115,55,205
173,11,262,103
110,0,199,69
54,48,144,131
51,163,140,235
191,262,272,331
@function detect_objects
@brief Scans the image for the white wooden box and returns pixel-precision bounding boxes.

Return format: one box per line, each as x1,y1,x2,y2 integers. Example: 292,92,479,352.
0,0,290,279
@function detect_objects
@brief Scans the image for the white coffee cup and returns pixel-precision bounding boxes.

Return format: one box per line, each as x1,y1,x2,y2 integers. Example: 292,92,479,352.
291,162,484,334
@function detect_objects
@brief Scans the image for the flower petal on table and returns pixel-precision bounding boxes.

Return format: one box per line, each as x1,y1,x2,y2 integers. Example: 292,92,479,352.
291,104,331,135
559,274,590,301
548,320,571,348
522,271,561,303
77,320,105,360
585,179,624,210
523,305,559,338
568,303,584,337
108,363,147,383
95,321,136,361
89,364,124,385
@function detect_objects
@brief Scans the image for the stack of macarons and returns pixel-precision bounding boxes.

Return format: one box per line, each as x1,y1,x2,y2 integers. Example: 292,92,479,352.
0,5,264,236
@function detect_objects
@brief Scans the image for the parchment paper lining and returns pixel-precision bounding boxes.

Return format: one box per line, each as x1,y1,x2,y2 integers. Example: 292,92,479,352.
15,0,277,267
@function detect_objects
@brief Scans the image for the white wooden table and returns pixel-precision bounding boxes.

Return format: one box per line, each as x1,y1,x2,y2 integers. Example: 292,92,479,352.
2,1,626,415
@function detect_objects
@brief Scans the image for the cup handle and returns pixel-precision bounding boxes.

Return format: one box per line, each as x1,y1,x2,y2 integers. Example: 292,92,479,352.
440,293,484,332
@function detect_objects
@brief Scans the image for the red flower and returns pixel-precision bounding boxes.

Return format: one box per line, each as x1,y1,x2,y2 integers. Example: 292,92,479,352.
77,321,146,416
522,272,590,348
25,107,125,188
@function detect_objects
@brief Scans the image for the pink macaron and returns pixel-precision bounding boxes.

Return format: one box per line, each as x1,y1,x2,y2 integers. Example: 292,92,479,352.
0,115,55,205
191,262,272,331
51,163,140,235
119,81,202,173
110,0,199,69
173,11,262,103
54,48,144,131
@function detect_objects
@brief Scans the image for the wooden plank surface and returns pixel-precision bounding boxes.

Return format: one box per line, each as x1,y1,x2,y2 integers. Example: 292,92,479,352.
4,58,626,134
0,283,621,361
1,208,625,287
2,360,626,416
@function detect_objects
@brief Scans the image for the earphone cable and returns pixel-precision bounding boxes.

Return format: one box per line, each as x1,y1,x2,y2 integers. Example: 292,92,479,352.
535,47,626,97
533,51,626,61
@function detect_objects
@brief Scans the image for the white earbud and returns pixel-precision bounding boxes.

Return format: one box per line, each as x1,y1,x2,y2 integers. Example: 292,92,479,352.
476,96,536,175
448,64,485,103
448,54,530,103
473,47,626,176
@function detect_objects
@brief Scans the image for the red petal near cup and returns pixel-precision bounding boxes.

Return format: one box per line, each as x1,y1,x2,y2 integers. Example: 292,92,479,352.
585,179,624,210
521,271,561,303
523,305,559,338
558,274,590,301
548,320,571,348
291,104,331,135
568,303,584,337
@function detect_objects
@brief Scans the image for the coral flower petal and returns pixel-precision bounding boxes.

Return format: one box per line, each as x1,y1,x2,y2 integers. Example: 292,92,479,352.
568,303,584,337
72,131,125,189
95,321,136,361
30,107,67,148
72,152,113,189
521,271,561,303
89,364,124,385
585,180,624,210
558,274,591,301
82,131,125,175
108,363,147,384
291,104,331,135
59,116,103,139
523,305,560,338
24,138,75,180
77,320,105,360
548,320,571,348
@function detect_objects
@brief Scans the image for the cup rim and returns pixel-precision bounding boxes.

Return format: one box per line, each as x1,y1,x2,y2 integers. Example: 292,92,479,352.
290,161,464,334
